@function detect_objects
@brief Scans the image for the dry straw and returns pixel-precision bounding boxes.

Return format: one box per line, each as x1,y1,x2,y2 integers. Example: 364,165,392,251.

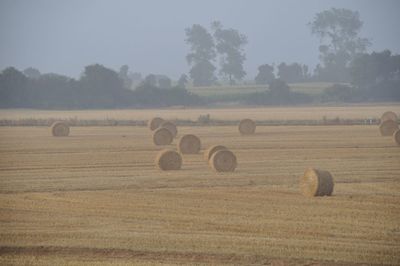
300,168,334,197
178,134,201,154
379,119,399,136
51,121,70,137
160,121,178,138
238,119,256,135
153,127,173,145
156,149,182,170
148,117,165,131
381,111,398,123
204,145,227,161
210,149,237,172
393,129,400,146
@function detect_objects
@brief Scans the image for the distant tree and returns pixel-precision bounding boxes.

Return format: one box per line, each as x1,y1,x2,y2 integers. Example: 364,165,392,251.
177,74,188,88
322,83,354,102
158,76,172,88
118,65,133,89
185,24,217,86
212,21,247,85
79,64,125,108
309,8,370,82
0,67,28,107
255,64,275,85
23,67,41,79
350,50,400,100
277,62,305,83
268,78,291,96
143,74,157,87
129,72,142,88
32,73,77,108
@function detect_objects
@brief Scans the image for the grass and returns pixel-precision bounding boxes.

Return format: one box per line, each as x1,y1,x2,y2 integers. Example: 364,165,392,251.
187,82,334,97
0,124,399,265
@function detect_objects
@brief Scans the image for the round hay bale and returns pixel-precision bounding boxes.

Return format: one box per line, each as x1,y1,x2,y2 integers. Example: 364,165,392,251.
238,119,256,135
300,168,334,197
178,134,201,154
210,150,237,172
153,127,173,146
51,121,70,137
148,117,165,131
204,145,227,161
393,129,400,146
156,149,182,170
160,121,177,138
381,111,398,123
379,119,399,136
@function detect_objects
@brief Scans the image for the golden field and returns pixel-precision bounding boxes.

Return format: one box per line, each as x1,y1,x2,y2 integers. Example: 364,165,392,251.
0,107,400,265
1,104,400,122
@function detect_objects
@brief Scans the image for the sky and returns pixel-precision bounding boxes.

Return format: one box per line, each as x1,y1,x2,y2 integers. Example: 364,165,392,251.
0,0,399,80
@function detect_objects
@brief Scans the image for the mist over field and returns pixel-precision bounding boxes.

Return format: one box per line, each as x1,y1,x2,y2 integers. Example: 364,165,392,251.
0,0,400,109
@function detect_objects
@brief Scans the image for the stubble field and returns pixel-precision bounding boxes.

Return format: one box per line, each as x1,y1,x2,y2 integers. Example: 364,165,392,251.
0,107,400,265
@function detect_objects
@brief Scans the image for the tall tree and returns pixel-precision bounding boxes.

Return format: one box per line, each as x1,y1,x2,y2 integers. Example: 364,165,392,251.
309,8,370,82
212,21,247,85
185,24,216,86
23,67,41,79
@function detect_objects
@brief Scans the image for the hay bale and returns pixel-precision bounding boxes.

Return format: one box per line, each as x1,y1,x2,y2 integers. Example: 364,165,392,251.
393,129,400,146
300,168,334,197
381,111,398,123
379,119,399,136
51,121,70,137
204,145,227,161
156,149,182,170
210,150,237,172
178,134,201,154
153,127,173,146
238,119,256,135
148,117,165,131
160,121,177,138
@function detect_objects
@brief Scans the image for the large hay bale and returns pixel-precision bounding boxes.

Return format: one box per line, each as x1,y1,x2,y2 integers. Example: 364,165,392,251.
156,149,182,170
381,111,398,123
178,134,201,154
153,127,173,146
148,117,165,131
51,121,70,137
393,129,400,146
379,119,399,136
204,145,227,161
210,150,237,172
300,168,334,197
238,119,256,135
160,121,177,137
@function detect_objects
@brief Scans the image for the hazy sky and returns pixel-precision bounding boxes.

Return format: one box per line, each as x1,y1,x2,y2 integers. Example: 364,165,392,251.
1,0,399,79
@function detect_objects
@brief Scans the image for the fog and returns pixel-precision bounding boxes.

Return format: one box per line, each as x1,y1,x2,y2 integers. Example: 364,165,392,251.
1,0,399,79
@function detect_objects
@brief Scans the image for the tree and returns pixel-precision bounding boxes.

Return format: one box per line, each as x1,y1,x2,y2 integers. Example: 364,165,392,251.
177,74,188,88
23,67,41,79
79,64,125,108
143,74,157,87
350,50,400,100
118,65,133,89
277,62,305,83
158,76,172,88
0,67,28,107
309,8,370,82
212,21,247,84
185,24,217,86
255,64,275,85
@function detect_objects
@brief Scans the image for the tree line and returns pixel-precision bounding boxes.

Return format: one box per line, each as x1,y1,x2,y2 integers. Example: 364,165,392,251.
0,8,399,109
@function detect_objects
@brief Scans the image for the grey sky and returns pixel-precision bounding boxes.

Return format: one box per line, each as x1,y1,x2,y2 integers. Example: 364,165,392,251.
1,0,399,80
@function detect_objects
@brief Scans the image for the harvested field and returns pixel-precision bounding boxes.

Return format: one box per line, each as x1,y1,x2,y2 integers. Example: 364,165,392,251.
0,124,400,265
